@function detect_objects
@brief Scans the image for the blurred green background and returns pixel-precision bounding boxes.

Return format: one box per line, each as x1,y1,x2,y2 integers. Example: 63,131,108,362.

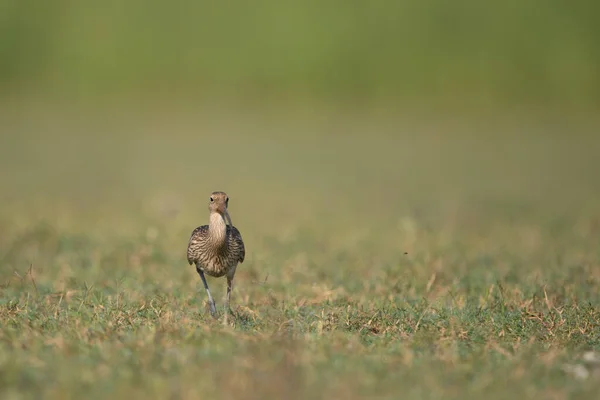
1,0,599,109
1,2,600,399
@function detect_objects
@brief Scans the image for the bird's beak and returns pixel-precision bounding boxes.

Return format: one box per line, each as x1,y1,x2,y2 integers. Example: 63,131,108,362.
223,208,233,227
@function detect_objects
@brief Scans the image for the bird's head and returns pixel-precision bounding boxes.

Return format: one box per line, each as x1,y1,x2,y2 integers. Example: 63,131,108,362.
208,191,232,226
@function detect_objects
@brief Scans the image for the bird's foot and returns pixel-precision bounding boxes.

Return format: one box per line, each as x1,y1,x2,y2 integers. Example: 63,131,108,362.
224,301,236,318
226,308,237,320
223,308,237,326
208,300,217,318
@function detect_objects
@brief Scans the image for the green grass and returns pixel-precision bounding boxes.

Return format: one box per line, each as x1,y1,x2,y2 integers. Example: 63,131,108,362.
1,103,600,399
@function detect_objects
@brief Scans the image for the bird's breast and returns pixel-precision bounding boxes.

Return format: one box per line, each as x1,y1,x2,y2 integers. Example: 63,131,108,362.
195,247,238,277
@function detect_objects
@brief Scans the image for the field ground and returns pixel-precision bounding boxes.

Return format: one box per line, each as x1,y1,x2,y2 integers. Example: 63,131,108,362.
1,103,599,399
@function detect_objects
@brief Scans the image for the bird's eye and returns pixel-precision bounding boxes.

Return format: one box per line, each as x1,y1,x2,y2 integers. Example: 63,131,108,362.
226,197,229,203
210,197,214,202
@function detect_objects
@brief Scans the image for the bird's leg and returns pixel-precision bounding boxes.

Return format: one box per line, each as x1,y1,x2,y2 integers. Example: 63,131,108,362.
197,268,217,318
225,276,234,315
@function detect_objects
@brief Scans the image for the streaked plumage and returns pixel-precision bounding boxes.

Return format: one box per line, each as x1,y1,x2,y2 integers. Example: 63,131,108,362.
186,191,245,318
187,222,245,277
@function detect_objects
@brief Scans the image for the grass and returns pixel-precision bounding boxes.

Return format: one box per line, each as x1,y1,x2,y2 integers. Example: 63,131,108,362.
1,102,600,399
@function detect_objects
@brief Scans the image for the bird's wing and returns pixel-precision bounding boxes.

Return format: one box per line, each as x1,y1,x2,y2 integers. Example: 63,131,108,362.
187,225,208,265
230,225,245,263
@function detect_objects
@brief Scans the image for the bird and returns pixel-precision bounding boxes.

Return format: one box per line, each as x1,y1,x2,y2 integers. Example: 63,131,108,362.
187,191,245,318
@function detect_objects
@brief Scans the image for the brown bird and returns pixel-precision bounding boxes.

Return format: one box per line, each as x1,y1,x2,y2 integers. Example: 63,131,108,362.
187,191,245,317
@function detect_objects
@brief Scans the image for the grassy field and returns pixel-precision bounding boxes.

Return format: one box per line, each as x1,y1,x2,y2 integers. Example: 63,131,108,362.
0,102,599,399
2,1,599,398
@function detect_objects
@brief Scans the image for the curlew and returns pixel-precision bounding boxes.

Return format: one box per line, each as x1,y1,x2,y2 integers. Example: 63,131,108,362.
187,191,245,318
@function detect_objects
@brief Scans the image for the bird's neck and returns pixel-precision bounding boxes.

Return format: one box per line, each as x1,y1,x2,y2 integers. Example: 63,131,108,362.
208,212,227,245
